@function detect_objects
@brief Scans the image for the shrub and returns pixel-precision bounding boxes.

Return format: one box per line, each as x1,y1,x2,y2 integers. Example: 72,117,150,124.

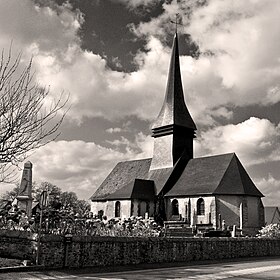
258,223,280,238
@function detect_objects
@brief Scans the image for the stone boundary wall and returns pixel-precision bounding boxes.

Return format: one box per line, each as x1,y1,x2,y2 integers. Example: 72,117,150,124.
1,230,280,268
0,230,37,262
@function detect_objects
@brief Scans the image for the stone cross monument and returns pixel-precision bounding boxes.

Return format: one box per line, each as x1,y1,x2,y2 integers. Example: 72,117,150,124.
17,161,33,217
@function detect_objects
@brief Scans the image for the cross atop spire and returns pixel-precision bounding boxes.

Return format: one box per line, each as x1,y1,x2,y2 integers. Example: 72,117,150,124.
171,13,181,33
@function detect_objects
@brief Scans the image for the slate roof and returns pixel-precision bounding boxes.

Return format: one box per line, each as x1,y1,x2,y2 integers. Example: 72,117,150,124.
90,158,152,201
264,207,280,224
106,179,155,200
151,33,196,131
165,153,263,197
91,153,263,201
148,167,173,194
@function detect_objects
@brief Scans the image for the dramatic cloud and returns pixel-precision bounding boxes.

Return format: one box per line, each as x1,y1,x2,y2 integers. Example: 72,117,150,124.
3,0,279,126
187,0,280,106
132,0,280,124
0,0,168,123
1,0,280,125
195,117,280,166
33,38,169,122
0,0,83,58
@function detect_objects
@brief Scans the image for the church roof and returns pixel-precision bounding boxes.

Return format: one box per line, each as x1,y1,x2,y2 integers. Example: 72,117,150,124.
148,167,174,194
165,153,263,197
90,158,152,201
106,179,155,200
151,33,196,131
91,152,263,201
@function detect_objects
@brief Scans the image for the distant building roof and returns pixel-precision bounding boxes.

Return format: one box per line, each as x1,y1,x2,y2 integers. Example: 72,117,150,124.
165,153,263,197
264,207,280,224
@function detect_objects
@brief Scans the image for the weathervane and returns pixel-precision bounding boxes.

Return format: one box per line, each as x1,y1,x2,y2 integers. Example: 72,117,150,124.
170,13,182,33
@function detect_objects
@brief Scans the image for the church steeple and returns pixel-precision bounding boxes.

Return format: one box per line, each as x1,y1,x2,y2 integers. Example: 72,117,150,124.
152,32,196,132
150,32,196,170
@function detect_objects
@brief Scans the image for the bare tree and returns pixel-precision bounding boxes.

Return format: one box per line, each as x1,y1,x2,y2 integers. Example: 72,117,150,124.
0,47,69,182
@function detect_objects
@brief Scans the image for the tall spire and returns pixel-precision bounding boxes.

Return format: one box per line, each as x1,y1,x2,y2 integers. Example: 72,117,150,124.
150,32,196,170
152,32,196,133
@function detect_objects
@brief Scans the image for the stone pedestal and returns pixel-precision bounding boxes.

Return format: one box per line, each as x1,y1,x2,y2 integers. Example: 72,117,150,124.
17,195,33,218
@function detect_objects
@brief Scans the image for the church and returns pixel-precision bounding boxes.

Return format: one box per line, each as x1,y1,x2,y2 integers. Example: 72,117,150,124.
90,32,265,235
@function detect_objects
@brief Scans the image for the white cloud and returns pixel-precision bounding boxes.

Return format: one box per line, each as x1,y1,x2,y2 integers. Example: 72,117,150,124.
0,0,169,123
131,0,280,124
3,0,279,127
1,0,280,127
26,133,153,200
106,136,131,148
32,36,169,122
115,0,161,9
186,0,280,106
195,117,280,166
256,174,280,206
106,127,123,133
0,0,83,56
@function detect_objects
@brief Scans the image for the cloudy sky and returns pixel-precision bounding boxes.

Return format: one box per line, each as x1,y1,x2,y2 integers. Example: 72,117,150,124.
0,0,279,205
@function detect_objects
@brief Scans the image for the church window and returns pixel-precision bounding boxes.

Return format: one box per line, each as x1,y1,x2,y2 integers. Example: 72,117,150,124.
97,210,104,219
172,199,179,215
197,198,205,215
115,201,121,217
130,201,134,216
146,201,150,214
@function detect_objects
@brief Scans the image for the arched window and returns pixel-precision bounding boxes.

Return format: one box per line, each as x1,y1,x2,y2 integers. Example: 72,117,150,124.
172,199,179,215
197,198,205,215
115,201,121,217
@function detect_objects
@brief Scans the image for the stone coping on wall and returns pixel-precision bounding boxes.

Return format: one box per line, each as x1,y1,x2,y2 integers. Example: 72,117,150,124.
1,229,280,242
1,229,280,243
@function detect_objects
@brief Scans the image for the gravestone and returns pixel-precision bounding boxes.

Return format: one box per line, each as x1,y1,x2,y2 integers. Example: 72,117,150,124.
17,161,33,217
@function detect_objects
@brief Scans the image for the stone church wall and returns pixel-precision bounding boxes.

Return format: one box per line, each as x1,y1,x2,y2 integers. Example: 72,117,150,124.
90,201,107,217
131,199,155,218
118,200,131,218
216,195,263,235
245,196,264,235
166,196,216,226
216,195,241,228
190,197,215,225
91,200,131,219
1,230,280,268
